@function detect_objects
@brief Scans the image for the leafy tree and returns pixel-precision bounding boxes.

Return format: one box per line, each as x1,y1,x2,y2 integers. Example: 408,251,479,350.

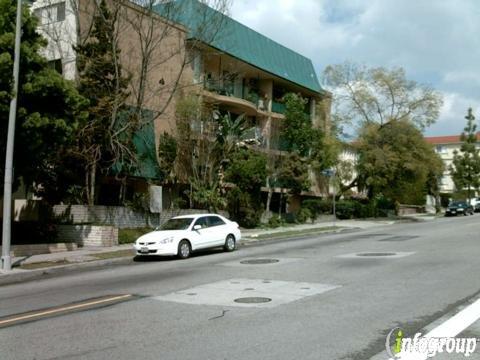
282,93,312,157
323,62,443,130
356,119,444,205
265,92,338,214
157,132,177,183
73,0,131,205
0,0,86,201
225,148,267,227
224,148,267,194
166,95,250,210
450,108,480,201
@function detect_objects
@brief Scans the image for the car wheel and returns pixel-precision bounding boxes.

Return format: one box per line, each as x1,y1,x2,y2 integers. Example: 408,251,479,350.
178,240,191,259
224,234,236,252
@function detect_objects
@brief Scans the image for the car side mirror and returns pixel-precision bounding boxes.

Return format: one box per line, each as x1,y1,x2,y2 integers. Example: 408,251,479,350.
193,225,202,231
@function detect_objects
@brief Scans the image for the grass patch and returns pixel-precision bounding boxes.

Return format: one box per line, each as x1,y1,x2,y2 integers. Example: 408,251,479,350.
118,227,152,244
19,260,71,270
252,226,340,240
91,249,134,260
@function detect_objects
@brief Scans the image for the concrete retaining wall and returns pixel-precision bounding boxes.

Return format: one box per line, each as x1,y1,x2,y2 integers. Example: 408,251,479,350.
57,225,118,247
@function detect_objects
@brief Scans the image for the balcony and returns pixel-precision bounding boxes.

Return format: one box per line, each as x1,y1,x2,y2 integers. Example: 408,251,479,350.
203,81,258,117
271,101,286,115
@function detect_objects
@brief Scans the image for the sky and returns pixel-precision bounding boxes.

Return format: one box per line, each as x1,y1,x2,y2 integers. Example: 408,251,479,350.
230,0,480,136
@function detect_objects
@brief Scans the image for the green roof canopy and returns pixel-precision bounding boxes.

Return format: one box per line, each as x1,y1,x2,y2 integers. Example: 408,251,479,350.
154,0,322,94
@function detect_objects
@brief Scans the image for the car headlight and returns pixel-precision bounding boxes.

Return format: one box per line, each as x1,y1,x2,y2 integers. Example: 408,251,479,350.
158,237,174,244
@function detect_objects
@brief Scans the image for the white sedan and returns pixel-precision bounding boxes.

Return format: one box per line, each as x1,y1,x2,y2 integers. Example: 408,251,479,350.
133,214,241,259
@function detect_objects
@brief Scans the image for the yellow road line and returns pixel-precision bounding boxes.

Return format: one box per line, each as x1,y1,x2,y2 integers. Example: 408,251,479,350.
0,294,132,326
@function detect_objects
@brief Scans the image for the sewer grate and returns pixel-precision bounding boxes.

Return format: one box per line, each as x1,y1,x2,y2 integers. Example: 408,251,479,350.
240,259,280,265
356,252,397,257
378,236,418,242
234,297,272,304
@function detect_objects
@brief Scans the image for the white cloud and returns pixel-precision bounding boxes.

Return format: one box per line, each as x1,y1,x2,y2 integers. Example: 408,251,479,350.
230,0,480,136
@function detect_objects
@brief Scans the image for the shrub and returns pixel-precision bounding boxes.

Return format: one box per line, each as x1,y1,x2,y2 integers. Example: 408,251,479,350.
239,207,262,229
302,199,333,217
335,201,357,219
118,228,152,244
268,215,282,228
296,207,312,224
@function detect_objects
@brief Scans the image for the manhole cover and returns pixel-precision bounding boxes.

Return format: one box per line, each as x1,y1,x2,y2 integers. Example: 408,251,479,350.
240,259,279,265
357,252,397,257
234,297,272,304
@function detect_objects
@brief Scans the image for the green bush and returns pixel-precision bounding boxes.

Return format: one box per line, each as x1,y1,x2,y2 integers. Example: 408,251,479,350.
118,228,152,244
296,207,312,224
302,199,333,217
239,207,262,229
226,187,263,229
335,201,357,219
268,215,282,228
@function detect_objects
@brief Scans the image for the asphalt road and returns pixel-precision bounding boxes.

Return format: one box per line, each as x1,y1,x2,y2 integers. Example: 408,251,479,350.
1,215,480,360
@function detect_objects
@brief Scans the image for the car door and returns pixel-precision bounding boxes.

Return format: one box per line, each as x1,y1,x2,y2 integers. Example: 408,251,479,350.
191,216,212,249
206,216,228,246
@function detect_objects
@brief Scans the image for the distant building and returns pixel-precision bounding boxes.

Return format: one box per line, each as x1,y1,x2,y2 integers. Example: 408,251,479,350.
424,133,480,194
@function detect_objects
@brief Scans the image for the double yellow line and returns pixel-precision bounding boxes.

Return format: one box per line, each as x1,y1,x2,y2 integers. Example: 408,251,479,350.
0,294,132,327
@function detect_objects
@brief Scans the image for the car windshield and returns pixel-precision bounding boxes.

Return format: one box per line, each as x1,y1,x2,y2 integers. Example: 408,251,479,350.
450,202,466,207
158,218,193,231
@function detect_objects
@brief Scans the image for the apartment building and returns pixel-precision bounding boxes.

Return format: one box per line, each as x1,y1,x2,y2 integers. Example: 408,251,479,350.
31,0,331,207
425,133,480,194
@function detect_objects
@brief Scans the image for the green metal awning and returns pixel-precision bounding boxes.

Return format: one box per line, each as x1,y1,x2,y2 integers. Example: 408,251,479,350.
154,0,322,94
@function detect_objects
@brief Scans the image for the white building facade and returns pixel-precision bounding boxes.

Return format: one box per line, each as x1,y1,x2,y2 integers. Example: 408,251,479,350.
425,133,480,194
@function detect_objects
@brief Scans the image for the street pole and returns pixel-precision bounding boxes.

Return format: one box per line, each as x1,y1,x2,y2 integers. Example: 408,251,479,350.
2,0,23,272
332,168,336,228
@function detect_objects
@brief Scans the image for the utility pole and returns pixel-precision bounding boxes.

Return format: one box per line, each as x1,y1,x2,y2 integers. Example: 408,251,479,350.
332,168,336,228
2,0,23,272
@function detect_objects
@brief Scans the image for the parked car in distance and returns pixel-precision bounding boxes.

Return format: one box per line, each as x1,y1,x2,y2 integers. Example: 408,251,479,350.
469,197,480,210
475,202,480,213
133,214,241,259
445,201,474,216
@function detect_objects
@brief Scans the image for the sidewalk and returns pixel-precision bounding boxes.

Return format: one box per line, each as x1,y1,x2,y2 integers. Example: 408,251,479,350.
0,216,431,285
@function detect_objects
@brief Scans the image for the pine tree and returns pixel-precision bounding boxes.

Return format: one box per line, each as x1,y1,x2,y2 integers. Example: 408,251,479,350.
450,108,480,201
0,0,86,201
74,0,131,205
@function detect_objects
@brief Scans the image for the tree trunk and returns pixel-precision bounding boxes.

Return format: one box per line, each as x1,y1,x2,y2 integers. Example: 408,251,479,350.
265,176,273,213
87,162,96,206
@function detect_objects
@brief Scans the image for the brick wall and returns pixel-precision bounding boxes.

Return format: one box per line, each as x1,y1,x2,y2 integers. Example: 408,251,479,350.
52,205,229,229
57,225,118,247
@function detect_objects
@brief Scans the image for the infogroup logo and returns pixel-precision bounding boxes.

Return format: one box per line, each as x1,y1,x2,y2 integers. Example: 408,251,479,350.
385,327,478,358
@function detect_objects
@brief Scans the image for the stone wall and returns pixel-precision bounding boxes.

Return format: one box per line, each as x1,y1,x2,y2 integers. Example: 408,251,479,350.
57,225,118,247
52,205,229,229
53,205,156,229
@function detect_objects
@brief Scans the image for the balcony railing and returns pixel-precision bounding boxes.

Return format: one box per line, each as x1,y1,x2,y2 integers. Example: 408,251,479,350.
272,101,286,114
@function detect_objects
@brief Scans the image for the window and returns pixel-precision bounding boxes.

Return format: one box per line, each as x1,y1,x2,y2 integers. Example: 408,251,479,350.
436,145,447,154
207,216,225,227
193,217,209,229
48,59,63,74
34,2,66,25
